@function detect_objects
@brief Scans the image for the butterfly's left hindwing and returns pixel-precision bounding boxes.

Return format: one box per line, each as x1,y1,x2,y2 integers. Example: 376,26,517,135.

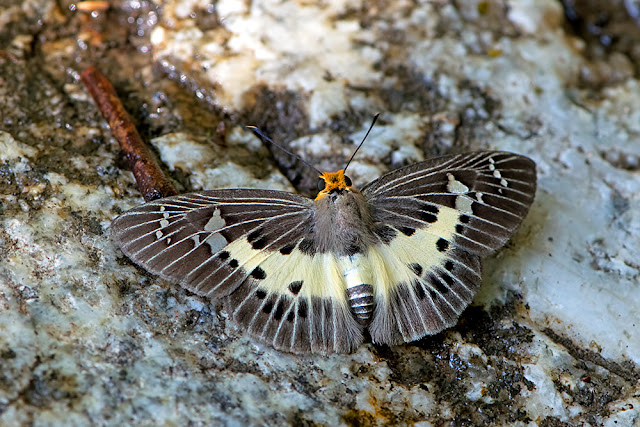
111,189,363,354
361,151,536,345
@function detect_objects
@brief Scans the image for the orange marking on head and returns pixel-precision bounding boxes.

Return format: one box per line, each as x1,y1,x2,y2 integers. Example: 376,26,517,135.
315,169,353,200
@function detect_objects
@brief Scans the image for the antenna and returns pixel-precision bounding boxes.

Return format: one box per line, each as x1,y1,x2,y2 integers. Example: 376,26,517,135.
344,113,380,172
245,126,322,175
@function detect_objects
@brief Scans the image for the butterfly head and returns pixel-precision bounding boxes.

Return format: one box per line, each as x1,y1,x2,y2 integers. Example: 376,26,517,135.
315,169,355,200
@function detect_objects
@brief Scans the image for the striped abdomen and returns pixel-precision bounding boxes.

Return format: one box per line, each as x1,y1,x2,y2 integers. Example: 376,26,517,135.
347,283,374,325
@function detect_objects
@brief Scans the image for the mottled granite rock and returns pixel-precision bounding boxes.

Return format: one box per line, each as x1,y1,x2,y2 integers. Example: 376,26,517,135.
1,0,639,425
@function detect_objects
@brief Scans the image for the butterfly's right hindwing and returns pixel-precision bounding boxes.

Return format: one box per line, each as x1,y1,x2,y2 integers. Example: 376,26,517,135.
111,189,363,354
362,152,536,345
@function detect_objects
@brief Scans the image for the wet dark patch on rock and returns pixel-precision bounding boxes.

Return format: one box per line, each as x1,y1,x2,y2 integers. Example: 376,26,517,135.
370,292,540,425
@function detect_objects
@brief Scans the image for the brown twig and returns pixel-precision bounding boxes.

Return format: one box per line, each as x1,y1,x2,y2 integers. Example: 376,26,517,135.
81,66,178,201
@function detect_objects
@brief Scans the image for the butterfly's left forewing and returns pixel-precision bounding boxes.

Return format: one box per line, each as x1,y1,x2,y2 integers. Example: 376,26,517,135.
111,190,312,297
361,151,536,345
111,189,363,354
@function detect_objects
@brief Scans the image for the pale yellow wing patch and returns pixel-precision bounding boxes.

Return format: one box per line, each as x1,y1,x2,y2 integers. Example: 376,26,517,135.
368,208,459,300
226,239,348,301
223,242,363,354
367,221,482,344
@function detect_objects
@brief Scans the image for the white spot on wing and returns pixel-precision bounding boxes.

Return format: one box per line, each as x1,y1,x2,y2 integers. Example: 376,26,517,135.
204,209,225,232
493,170,502,179
500,178,508,187
455,196,474,214
159,219,169,228
446,173,469,194
206,233,227,253
476,192,484,202
155,230,163,239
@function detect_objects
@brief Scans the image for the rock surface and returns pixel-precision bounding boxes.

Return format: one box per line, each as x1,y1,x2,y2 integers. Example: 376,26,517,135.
0,0,639,425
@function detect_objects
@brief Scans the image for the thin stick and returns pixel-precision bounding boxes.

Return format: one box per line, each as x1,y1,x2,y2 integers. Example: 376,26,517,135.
81,66,178,201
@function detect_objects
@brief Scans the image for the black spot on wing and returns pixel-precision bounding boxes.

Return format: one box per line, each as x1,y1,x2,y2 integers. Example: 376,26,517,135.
251,266,266,280
409,263,423,276
418,211,437,223
247,228,269,250
288,280,303,295
457,214,470,235
398,226,415,236
436,238,449,252
256,289,267,299
441,273,454,288
279,242,296,255
229,259,239,268
423,204,439,214
417,203,439,223
444,260,454,271
250,237,268,250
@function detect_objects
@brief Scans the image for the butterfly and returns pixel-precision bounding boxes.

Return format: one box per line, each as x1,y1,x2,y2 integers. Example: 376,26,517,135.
111,142,536,355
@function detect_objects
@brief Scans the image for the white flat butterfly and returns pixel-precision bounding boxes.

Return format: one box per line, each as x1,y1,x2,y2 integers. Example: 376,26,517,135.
111,134,536,354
